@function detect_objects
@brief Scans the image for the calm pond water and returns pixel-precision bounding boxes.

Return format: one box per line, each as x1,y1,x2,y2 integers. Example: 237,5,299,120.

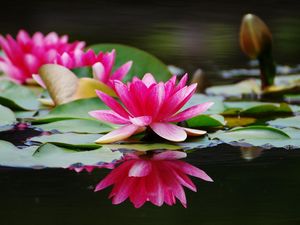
1,0,300,224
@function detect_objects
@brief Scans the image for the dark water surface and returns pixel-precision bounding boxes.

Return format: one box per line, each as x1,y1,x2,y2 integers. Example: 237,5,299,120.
1,0,300,224
1,145,300,225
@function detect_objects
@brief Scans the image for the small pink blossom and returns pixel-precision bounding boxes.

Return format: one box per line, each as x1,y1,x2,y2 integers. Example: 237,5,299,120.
90,73,213,143
56,49,132,88
95,151,213,208
0,30,85,83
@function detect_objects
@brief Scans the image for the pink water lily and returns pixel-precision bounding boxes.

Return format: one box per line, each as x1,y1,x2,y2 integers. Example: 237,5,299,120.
33,49,132,89
0,30,85,83
95,151,213,208
89,73,214,143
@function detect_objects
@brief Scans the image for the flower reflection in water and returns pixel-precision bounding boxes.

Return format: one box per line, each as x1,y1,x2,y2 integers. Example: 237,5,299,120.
81,150,213,208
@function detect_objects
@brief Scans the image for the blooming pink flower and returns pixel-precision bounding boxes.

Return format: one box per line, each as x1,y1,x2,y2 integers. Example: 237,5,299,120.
32,49,132,89
89,73,214,143
95,151,213,208
56,49,132,88
0,30,85,83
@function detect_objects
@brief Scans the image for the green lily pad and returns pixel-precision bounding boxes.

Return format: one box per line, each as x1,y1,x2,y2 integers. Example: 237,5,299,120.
187,114,226,128
29,133,102,149
90,43,171,82
33,119,114,134
183,94,225,114
268,116,300,129
206,75,300,98
0,141,39,167
33,143,122,168
0,104,16,126
0,140,122,168
208,125,300,149
33,98,108,123
223,101,293,116
0,80,39,110
104,143,182,152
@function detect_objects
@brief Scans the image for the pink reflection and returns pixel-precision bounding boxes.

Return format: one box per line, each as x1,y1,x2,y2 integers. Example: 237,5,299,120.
93,151,213,208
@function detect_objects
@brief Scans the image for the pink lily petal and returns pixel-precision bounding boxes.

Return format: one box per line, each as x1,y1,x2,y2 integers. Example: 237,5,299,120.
129,116,152,126
153,151,187,160
128,160,152,177
183,127,207,136
95,160,135,191
92,62,106,82
32,74,46,89
130,179,147,208
95,90,129,118
146,163,164,206
111,61,133,81
142,73,157,87
175,73,188,91
167,102,214,122
150,122,187,142
173,161,213,182
89,110,129,124
114,80,141,116
95,124,141,143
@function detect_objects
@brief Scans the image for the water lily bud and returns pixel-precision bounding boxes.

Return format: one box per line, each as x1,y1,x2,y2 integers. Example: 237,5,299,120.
240,14,272,59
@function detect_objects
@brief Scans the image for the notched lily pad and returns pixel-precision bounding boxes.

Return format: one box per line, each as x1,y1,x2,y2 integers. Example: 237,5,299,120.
0,104,16,126
209,125,300,149
268,116,300,129
0,140,122,168
104,143,182,152
33,143,122,168
223,101,294,116
206,75,300,98
0,80,39,110
29,133,102,149
187,114,226,128
33,119,114,134
33,98,108,123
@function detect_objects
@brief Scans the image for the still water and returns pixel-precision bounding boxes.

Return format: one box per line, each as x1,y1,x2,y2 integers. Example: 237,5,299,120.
1,145,300,225
1,0,300,224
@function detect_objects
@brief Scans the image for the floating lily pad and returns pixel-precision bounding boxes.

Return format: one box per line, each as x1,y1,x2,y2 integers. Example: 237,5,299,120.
187,114,226,128
184,94,225,114
0,104,16,126
33,143,122,168
0,80,39,110
209,125,300,149
29,133,102,149
268,116,300,129
33,98,108,123
223,101,293,116
0,141,39,167
206,75,300,98
104,143,182,152
14,111,37,120
90,43,171,81
0,140,122,168
33,119,114,134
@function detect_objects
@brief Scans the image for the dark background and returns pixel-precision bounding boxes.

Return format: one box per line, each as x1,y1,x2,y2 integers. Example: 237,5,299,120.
1,0,299,75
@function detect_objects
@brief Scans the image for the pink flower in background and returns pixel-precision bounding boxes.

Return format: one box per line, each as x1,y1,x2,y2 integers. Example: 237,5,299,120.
55,49,132,88
95,151,213,208
33,49,132,89
0,30,85,83
90,73,214,143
